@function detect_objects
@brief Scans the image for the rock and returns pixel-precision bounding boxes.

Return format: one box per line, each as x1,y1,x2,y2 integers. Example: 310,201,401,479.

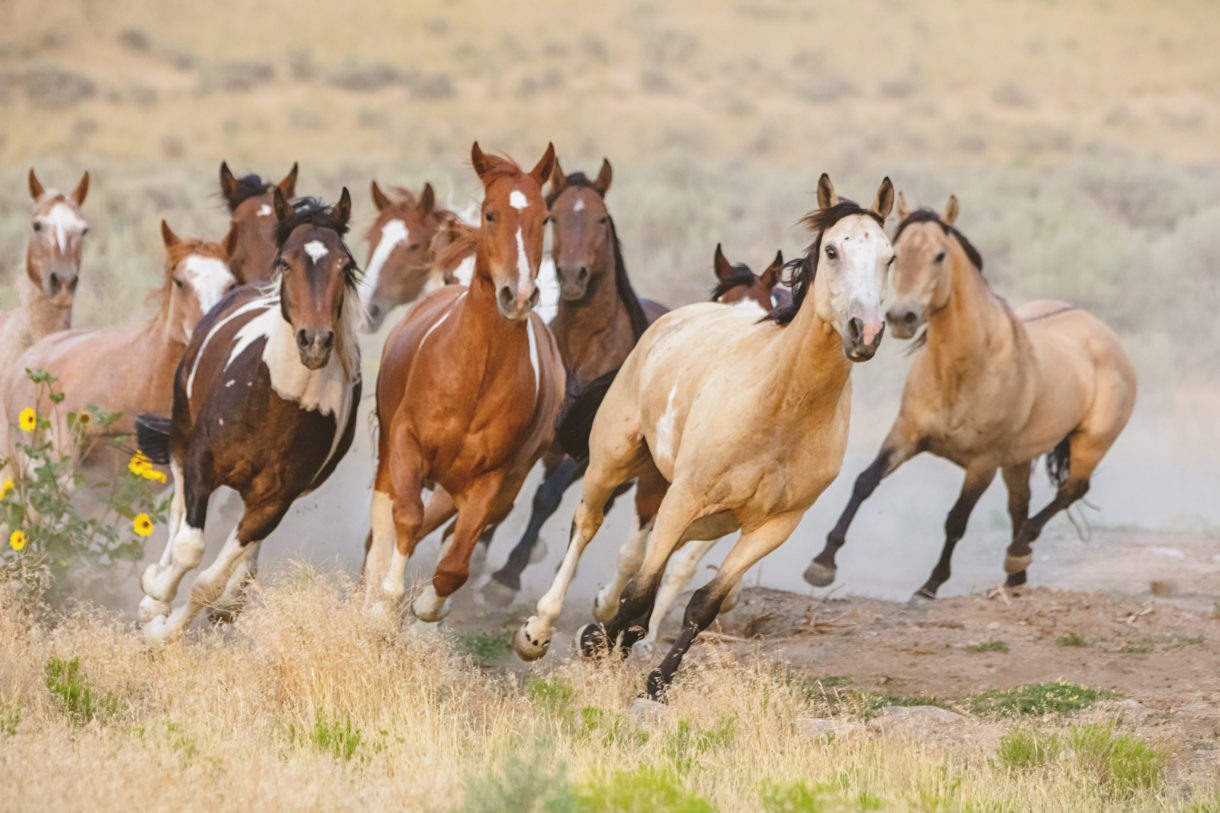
629,695,668,723
868,705,968,741
873,705,964,724
794,717,861,739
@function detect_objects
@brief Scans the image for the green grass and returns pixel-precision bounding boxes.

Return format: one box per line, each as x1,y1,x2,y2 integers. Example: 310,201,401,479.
454,632,510,661
526,676,577,712
1055,632,1088,648
996,724,1166,800
574,765,712,813
969,682,1114,717
965,640,1010,654
44,656,117,725
302,711,362,761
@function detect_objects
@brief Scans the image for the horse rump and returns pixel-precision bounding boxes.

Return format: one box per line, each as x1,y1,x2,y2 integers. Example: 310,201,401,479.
135,413,173,464
556,368,619,461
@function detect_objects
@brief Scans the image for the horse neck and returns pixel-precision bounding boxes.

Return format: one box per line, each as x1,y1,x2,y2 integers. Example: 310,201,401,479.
769,288,852,408
18,272,71,339
924,242,1009,371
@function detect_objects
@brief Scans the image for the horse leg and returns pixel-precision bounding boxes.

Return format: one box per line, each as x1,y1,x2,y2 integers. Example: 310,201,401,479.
139,456,212,623
484,455,584,603
632,536,719,660
374,432,426,614
206,540,262,624
805,429,920,587
593,463,667,621
644,512,803,701
915,465,996,599
1001,461,1032,539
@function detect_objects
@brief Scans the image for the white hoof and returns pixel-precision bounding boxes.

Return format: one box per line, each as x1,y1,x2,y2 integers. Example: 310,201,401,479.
142,614,179,644
514,616,551,661
628,638,656,663
592,588,617,623
412,585,450,623
137,596,170,624
410,617,442,636
529,540,548,565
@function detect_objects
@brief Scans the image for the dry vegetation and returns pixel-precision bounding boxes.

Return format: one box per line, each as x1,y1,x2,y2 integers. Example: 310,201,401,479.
1,0,1219,809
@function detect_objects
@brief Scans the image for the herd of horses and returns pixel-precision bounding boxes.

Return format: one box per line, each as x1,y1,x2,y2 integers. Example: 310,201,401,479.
1,150,1136,701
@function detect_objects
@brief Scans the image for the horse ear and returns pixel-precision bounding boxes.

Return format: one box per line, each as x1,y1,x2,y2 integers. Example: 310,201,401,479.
871,177,894,221
28,168,45,201
333,187,352,226
419,182,435,216
761,250,784,289
471,142,489,180
219,161,239,206
272,187,292,222
160,219,180,249
70,171,89,206
370,180,392,212
713,243,734,282
816,173,838,209
549,156,567,198
595,159,613,195
896,191,911,221
530,142,556,188
221,221,240,260
943,194,959,226
278,162,299,197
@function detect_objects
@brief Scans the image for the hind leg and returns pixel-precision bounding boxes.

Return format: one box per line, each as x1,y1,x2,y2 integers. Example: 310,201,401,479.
915,464,996,599
593,464,667,621
631,535,720,660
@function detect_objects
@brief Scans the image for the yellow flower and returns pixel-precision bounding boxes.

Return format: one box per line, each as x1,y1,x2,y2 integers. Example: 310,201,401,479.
9,529,26,551
18,408,36,432
128,452,152,477
145,469,167,484
0,477,12,499
133,513,154,538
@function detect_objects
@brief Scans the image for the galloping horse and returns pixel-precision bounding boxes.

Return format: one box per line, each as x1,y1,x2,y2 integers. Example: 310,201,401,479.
711,243,787,316
3,221,236,475
136,190,362,640
804,194,1136,597
515,175,895,701
480,158,667,606
0,169,91,376
362,143,564,623
218,161,299,284
359,180,449,331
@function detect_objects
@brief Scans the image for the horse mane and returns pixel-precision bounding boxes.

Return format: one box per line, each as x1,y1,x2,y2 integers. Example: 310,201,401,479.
474,153,525,184
709,264,757,302
765,201,882,326
894,209,985,274
432,220,479,274
548,172,648,340
222,173,272,212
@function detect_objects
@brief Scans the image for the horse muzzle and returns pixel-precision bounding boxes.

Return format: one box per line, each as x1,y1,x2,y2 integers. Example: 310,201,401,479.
885,306,923,340
296,328,334,370
557,266,590,301
44,270,79,306
497,283,540,322
843,316,885,362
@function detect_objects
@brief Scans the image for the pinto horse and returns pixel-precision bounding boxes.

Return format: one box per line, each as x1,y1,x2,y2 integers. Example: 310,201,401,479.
136,190,361,640
218,161,299,284
362,143,564,623
804,194,1137,597
3,221,236,477
711,243,787,316
0,169,91,376
478,158,667,606
515,175,895,701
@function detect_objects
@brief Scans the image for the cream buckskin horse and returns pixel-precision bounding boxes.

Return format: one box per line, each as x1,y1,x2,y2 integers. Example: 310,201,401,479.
804,194,1137,597
515,175,895,701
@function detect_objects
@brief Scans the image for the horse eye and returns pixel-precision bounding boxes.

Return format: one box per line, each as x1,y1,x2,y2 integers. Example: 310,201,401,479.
173,278,184,289
934,251,946,263
485,211,496,223
825,245,837,260
32,222,42,232
82,227,89,236
408,243,420,251
599,216,608,225
887,255,896,267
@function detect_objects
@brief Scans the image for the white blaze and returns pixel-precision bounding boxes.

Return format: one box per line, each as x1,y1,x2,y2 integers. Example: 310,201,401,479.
183,255,236,316
45,203,86,254
509,190,528,210
360,218,408,309
304,240,328,262
515,226,533,303
573,197,585,213
257,204,273,217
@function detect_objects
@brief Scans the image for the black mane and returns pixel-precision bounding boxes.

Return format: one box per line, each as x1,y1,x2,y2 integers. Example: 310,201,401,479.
274,197,351,247
765,201,883,326
893,209,985,273
710,264,757,301
223,172,273,212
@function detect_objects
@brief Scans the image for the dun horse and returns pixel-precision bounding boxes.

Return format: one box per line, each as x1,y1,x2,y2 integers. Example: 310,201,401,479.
362,143,564,623
219,161,299,284
0,170,91,376
136,190,361,640
480,158,667,606
3,221,236,475
804,194,1137,597
515,175,895,701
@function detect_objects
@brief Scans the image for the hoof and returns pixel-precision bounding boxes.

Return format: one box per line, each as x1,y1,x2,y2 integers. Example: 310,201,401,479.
1003,553,1032,575
913,585,938,601
411,589,450,623
644,669,670,703
137,596,170,624
629,694,667,722
479,577,518,608
628,638,656,664
410,617,442,636
803,560,837,588
577,622,610,658
205,606,240,626
1005,570,1028,589
529,540,548,565
592,589,617,623
513,617,551,661
142,614,178,644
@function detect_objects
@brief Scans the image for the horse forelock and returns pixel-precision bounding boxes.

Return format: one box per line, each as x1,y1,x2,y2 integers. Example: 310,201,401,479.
275,198,350,246
476,153,526,185
894,209,985,273
223,173,272,212
710,265,758,302
545,172,601,208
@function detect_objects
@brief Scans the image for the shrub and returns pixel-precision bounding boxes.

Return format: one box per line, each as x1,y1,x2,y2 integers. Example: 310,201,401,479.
44,656,117,725
969,682,1114,717
575,765,711,813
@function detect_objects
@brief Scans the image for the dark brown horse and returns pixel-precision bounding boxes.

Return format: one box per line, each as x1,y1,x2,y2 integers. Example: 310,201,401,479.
711,243,787,315
218,161,299,284
479,158,667,607
362,143,564,623
136,190,362,640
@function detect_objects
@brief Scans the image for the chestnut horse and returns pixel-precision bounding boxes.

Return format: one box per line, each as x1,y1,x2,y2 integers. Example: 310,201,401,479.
0,169,91,376
515,175,895,701
804,194,1137,597
3,221,236,477
362,143,564,623
480,158,667,606
136,190,361,640
711,243,787,316
218,161,299,284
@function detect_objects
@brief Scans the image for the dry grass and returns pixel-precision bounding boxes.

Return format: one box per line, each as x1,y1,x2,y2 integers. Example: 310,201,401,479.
0,570,1214,811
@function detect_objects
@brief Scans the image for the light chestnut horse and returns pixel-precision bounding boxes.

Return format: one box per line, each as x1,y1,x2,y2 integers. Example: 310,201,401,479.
0,170,91,376
805,194,1137,597
2,221,236,476
219,161,299,284
362,143,565,624
515,175,895,701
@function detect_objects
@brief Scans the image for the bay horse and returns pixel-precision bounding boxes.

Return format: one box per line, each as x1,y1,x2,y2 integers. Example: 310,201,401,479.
0,169,91,376
479,157,668,607
136,190,362,640
711,242,787,316
515,175,896,701
2,221,236,477
362,143,564,623
218,161,299,284
804,193,1137,597
359,180,449,331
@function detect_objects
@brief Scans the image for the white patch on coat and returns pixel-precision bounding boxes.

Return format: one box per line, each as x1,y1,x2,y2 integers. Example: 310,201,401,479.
509,190,528,210
731,298,768,318
45,203,87,254
304,240,328,262
419,291,466,349
182,255,236,317
572,197,585,213
452,255,475,287
526,317,540,397
360,219,408,312
655,385,679,468
257,204,272,217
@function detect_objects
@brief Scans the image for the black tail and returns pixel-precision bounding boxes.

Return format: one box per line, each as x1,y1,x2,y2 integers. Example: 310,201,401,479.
135,414,173,464
556,368,620,462
1046,435,1071,489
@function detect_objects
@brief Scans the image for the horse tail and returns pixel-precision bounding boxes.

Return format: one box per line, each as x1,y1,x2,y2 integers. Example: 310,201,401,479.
1045,435,1071,490
135,414,173,464
556,368,619,461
